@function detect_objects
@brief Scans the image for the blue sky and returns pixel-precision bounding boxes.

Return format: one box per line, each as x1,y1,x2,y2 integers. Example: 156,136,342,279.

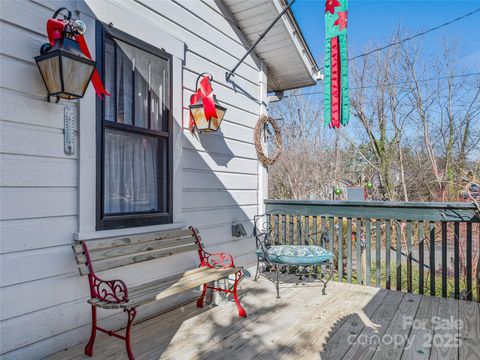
291,0,480,71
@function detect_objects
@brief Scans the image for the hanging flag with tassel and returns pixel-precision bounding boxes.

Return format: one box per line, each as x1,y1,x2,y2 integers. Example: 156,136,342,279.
324,0,349,128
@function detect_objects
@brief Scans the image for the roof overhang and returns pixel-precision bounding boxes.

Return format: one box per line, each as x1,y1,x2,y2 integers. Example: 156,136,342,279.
223,0,319,92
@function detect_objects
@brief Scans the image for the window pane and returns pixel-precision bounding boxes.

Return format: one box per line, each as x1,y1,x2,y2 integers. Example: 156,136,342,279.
158,138,169,212
150,60,169,131
114,39,169,131
104,36,116,122
116,45,133,125
104,128,164,214
134,67,149,128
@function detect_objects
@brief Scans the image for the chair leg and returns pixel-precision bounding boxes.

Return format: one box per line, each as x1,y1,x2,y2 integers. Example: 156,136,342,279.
84,305,97,357
254,258,260,281
233,272,247,318
124,308,137,360
196,283,208,308
322,280,328,295
275,265,280,298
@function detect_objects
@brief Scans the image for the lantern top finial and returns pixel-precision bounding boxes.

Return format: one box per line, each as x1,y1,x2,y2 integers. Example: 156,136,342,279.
195,72,213,89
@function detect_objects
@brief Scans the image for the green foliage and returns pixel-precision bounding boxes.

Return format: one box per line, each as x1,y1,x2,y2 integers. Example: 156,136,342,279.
334,261,478,301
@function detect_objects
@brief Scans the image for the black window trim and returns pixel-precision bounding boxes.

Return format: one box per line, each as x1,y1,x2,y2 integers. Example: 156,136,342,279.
95,22,173,230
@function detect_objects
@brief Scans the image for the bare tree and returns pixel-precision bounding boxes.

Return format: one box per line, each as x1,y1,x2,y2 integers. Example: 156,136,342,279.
404,38,480,201
269,31,480,203
349,33,409,201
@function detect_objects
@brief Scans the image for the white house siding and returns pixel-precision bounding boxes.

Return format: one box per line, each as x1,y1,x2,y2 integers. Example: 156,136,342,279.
0,0,264,358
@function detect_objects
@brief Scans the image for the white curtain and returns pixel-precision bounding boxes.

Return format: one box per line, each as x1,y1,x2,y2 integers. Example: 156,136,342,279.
104,128,158,214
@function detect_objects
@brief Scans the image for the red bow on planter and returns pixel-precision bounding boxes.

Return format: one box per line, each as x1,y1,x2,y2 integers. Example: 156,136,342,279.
189,74,218,132
46,10,109,99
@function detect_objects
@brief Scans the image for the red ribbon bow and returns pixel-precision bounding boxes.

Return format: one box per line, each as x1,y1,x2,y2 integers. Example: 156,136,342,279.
189,75,217,132
46,18,110,99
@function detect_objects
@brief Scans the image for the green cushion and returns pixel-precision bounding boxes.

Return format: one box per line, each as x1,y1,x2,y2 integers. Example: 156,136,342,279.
256,245,333,266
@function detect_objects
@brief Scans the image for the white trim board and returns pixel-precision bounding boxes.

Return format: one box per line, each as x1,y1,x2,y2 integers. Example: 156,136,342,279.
84,0,186,61
74,222,186,241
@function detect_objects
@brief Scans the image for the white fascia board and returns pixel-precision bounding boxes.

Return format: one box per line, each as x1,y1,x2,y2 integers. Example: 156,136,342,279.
271,0,317,84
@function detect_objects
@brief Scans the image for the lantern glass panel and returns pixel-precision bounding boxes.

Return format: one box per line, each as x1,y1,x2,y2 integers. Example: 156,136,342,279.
37,55,62,94
61,55,95,97
211,105,226,130
190,103,210,131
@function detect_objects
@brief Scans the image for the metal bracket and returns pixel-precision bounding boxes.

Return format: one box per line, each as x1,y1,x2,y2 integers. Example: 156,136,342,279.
232,223,247,237
64,106,76,156
225,0,296,81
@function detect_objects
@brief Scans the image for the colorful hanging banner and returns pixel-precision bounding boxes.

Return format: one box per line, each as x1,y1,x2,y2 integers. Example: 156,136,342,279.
324,0,349,128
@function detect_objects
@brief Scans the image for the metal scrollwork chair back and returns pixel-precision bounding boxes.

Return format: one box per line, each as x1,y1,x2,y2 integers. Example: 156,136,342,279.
253,213,274,267
253,211,334,298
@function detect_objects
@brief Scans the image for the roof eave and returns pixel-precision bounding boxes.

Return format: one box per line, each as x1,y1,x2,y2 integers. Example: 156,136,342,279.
278,0,319,84
223,0,319,92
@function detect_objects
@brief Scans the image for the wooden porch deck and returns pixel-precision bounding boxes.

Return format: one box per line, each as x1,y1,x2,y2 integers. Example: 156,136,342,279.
48,275,479,360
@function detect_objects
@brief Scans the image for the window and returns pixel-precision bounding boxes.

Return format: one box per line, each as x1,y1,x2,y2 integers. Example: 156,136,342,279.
96,26,172,230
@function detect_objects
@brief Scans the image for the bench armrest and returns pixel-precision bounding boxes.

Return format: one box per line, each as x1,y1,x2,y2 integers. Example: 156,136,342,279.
89,273,129,303
200,250,235,268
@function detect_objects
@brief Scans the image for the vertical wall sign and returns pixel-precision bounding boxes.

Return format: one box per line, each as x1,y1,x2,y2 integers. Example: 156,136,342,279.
64,106,76,156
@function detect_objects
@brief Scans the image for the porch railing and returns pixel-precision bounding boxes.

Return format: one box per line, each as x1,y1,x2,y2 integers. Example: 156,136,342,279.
264,200,480,302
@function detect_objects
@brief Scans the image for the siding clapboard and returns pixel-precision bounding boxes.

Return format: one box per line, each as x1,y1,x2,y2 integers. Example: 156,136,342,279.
0,0,262,358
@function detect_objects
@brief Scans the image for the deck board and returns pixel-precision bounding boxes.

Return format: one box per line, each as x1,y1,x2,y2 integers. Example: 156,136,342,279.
458,300,480,360
47,275,479,360
372,292,422,360
249,283,351,359
400,295,439,360
430,297,459,360
320,288,388,359
342,290,405,360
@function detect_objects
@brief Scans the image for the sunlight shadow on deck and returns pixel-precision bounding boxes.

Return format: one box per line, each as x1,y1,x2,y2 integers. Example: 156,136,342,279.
47,276,479,359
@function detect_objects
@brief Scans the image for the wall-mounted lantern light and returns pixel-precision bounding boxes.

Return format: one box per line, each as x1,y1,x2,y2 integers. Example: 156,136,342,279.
188,73,227,133
35,8,102,103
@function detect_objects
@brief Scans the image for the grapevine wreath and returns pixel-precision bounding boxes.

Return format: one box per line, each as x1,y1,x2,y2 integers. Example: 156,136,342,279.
254,115,282,167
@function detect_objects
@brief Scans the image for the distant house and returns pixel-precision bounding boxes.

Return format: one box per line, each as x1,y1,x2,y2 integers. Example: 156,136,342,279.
0,0,317,358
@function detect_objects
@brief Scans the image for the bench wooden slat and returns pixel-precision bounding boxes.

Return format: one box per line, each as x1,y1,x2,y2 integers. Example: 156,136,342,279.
89,236,196,261
127,267,211,297
126,276,210,306
77,264,90,276
73,229,194,253
127,267,215,300
127,267,241,308
77,243,199,275
86,266,241,309
75,236,196,264
75,241,191,267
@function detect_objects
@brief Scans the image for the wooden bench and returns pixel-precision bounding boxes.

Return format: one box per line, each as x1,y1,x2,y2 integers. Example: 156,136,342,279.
72,226,246,360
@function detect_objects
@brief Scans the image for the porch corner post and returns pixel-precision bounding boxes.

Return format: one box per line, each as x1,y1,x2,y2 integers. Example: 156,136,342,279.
257,61,269,215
